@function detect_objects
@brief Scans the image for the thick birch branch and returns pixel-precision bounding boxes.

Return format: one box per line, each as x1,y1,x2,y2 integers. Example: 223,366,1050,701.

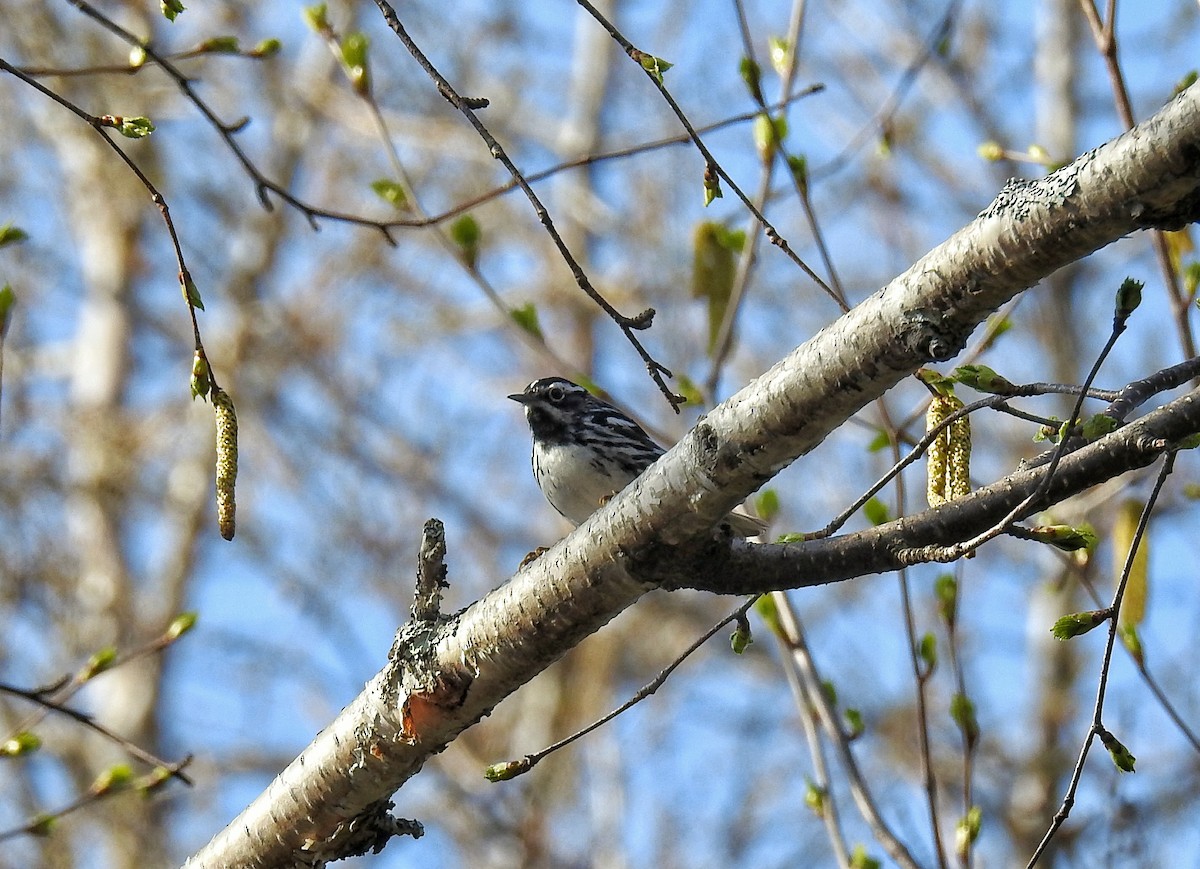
185,84,1200,868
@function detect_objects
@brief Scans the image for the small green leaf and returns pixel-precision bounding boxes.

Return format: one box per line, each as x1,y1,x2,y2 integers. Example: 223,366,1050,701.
0,732,41,756
849,844,881,869
109,116,156,139
484,759,528,781
803,780,826,817
866,429,892,452
370,179,409,211
197,36,240,54
1113,500,1149,629
738,57,764,104
955,806,983,858
1184,262,1200,301
843,708,864,739
1098,727,1136,772
692,222,736,353
786,154,807,194
1079,413,1119,441
953,363,1014,394
730,620,753,654
190,351,211,401
83,646,118,680
0,223,28,248
509,302,542,340
950,693,979,744
450,215,481,267
634,51,673,85
182,275,205,311
340,32,370,94
1026,524,1098,553
916,368,955,394
165,612,198,641
755,489,780,522
1174,71,1198,97
29,814,55,837
1051,608,1111,639
977,141,1004,161
820,679,837,707
1033,416,1062,442
862,497,890,526
0,284,14,338
935,574,957,627
136,765,174,795
91,763,134,795
754,594,782,636
674,375,704,406
1027,144,1051,165
752,112,787,162
918,632,937,673
161,0,185,21
1119,624,1144,666
303,3,330,33
775,532,806,544
251,38,282,58
1115,277,1144,321
702,165,723,206
767,37,790,76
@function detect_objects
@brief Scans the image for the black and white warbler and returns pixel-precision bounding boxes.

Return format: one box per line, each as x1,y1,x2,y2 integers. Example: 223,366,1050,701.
509,376,764,536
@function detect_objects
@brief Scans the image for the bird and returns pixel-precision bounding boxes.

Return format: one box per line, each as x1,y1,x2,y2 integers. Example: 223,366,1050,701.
509,376,764,536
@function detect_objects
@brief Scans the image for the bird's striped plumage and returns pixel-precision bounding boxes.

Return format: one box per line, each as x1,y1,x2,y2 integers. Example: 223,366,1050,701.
509,377,763,536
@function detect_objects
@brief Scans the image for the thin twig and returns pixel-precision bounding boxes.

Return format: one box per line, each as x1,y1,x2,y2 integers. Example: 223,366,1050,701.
493,596,760,779
1026,452,1176,866
370,0,683,407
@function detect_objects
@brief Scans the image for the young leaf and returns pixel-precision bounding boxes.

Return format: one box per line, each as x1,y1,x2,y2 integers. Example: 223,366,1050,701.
251,38,283,58
702,164,723,206
692,222,737,354
1098,728,1136,772
955,806,983,858
303,3,330,33
1025,524,1098,552
862,497,890,526
197,36,240,54
935,574,958,628
1113,500,1149,628
738,57,764,104
0,223,28,248
730,619,753,654
165,611,198,641
370,179,409,211
450,215,482,267
1114,277,1144,322
754,489,780,522
0,284,14,339
1,732,41,756
767,37,790,76
509,302,542,340
1051,608,1111,639
752,113,787,162
340,32,370,95
953,363,1014,394
634,51,673,85
950,693,979,744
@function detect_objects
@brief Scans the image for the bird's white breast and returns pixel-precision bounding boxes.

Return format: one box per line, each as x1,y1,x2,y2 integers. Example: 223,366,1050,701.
532,440,634,526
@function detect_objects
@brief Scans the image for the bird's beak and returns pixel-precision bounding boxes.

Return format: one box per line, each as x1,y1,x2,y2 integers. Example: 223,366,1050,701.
508,392,531,404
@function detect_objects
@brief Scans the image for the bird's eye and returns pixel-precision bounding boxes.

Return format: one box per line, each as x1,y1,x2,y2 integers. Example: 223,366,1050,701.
547,385,565,403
